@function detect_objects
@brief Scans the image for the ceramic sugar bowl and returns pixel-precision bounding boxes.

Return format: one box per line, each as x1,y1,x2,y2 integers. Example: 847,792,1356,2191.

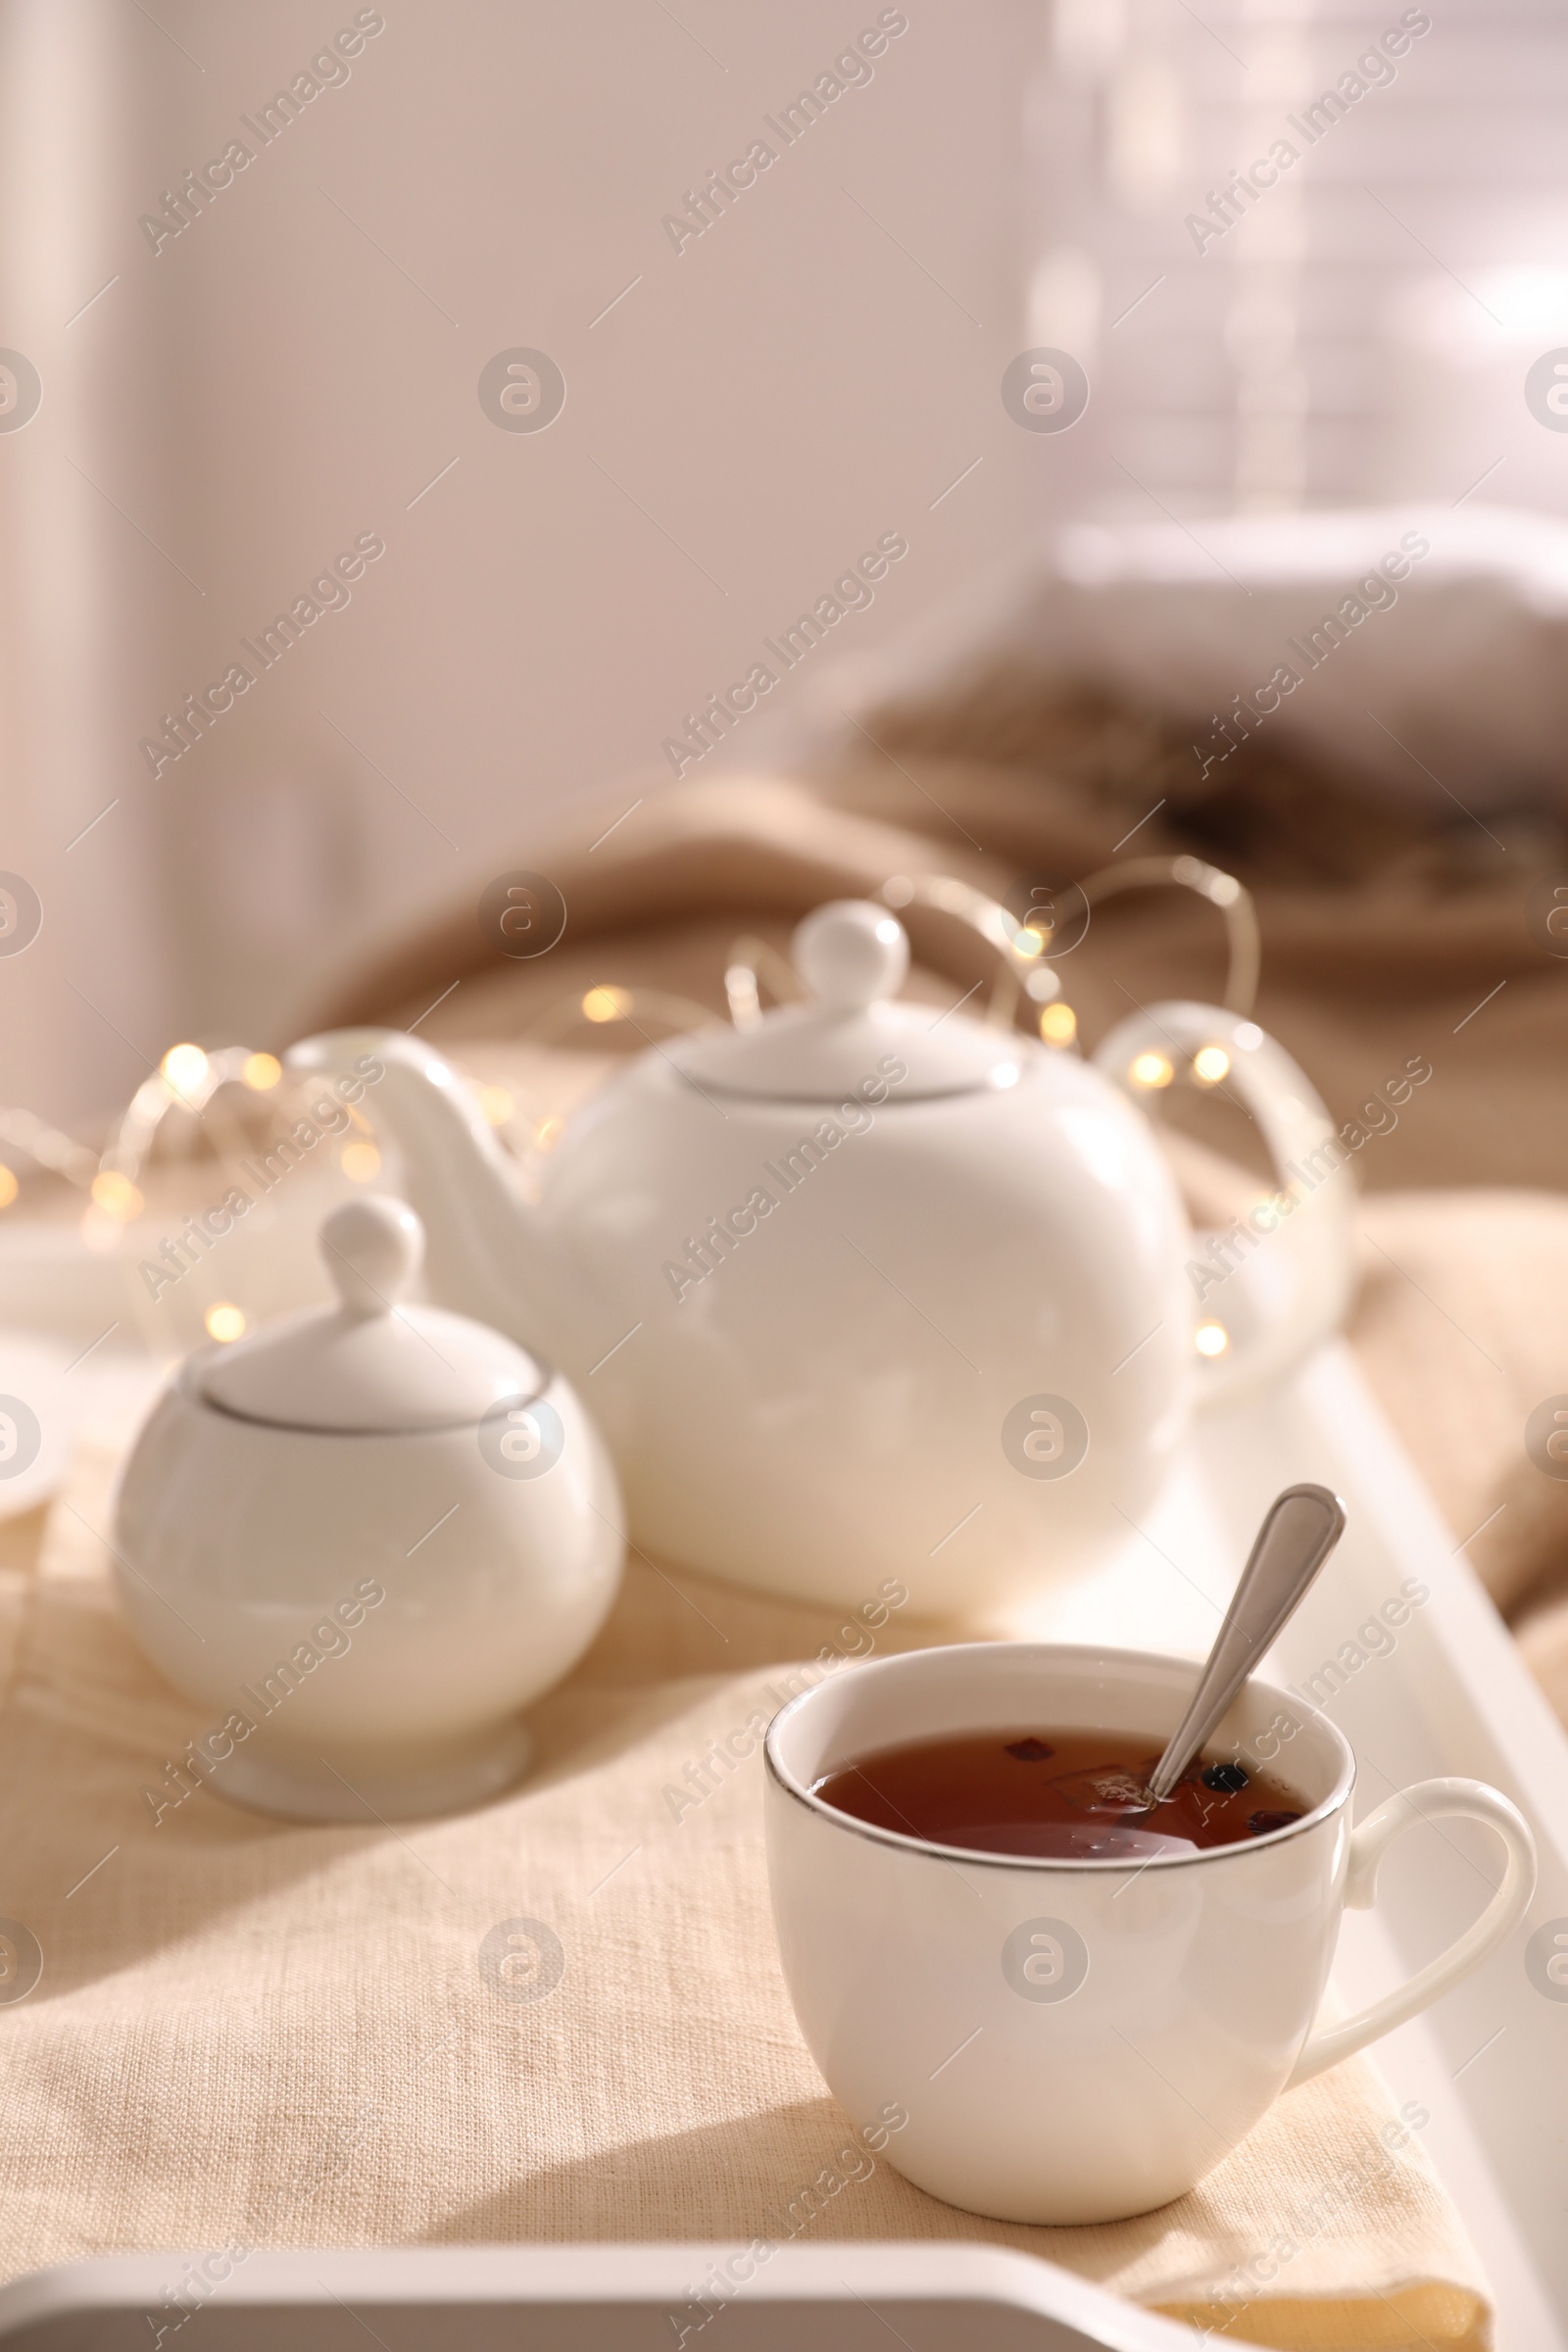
112,1195,623,1822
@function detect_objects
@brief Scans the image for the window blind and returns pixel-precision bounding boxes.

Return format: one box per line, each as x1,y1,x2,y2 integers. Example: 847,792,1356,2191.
1027,0,1568,516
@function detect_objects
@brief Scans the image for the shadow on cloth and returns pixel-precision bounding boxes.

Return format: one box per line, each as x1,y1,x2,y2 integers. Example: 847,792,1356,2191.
1,1441,978,2001
419,2091,1488,2352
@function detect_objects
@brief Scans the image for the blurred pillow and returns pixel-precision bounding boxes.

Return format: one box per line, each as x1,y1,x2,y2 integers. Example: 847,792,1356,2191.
827,504,1568,810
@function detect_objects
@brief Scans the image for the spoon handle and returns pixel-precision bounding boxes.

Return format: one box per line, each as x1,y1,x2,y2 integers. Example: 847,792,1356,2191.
1145,1483,1347,1805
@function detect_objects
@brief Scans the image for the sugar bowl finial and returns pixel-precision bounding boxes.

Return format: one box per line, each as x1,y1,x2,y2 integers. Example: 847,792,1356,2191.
320,1194,423,1318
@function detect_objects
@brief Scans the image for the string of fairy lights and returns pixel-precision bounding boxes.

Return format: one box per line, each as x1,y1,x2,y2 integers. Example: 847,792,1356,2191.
0,858,1256,1349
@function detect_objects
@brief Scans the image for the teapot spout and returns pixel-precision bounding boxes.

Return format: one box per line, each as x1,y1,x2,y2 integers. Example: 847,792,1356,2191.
286,1028,557,1352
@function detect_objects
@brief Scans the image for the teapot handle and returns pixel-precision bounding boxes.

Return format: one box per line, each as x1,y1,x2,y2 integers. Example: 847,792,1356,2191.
1092,1001,1356,1407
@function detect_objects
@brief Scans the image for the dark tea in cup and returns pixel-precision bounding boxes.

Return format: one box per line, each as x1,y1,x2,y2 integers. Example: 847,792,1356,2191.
813,1727,1308,1860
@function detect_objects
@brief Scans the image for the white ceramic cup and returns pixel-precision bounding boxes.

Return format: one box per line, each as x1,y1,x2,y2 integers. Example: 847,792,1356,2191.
764,1642,1536,2225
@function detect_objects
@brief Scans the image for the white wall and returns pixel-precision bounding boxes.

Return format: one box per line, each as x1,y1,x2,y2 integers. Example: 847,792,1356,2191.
0,0,1042,1126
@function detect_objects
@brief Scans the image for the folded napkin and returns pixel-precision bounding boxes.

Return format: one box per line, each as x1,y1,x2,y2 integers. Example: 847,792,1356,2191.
0,1439,1491,2352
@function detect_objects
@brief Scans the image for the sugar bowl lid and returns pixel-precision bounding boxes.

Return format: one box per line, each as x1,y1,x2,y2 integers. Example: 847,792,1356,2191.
197,1196,545,1434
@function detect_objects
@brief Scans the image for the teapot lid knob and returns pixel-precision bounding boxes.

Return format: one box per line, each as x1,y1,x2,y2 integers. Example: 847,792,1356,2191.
321,1195,423,1318
793,900,909,1014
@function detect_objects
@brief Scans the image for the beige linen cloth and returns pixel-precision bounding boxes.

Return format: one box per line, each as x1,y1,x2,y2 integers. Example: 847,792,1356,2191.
0,1433,1490,2351
10,677,1563,2348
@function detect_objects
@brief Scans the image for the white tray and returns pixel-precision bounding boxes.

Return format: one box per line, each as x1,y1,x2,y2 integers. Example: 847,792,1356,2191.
0,1339,1561,2348
1017,1340,1568,2352
0,2244,1194,2350
1228,1346,1568,2352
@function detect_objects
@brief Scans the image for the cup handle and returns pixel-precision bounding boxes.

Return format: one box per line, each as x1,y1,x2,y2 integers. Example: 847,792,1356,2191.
1093,999,1357,1406
1286,1777,1537,2089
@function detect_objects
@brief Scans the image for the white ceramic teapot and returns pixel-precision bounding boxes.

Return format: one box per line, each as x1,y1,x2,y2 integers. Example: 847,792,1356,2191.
112,1196,623,1821
288,903,1353,1618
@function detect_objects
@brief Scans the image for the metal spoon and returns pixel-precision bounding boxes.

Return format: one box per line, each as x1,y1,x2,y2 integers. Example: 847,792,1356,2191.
1053,1482,1348,1818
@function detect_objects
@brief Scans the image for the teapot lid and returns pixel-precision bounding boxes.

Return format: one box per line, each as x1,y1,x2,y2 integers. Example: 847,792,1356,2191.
197,1196,546,1434
668,902,1032,1102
